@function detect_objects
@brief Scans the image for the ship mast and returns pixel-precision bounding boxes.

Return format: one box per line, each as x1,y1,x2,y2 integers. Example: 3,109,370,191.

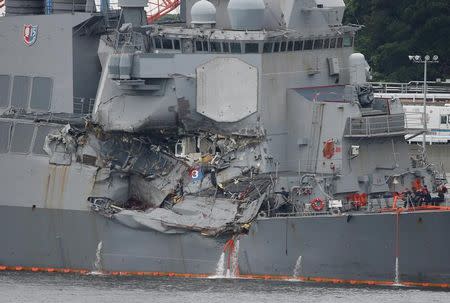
408,54,439,158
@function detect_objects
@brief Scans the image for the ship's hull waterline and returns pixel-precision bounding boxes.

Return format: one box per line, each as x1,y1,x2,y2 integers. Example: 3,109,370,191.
1,205,450,287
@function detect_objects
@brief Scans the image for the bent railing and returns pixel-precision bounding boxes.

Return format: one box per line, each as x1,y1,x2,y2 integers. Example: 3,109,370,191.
345,114,406,137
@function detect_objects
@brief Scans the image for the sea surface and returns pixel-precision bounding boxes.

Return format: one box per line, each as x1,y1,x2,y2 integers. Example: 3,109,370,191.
0,271,449,303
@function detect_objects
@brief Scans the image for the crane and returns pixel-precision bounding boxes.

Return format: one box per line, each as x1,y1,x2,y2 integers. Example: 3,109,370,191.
147,0,181,23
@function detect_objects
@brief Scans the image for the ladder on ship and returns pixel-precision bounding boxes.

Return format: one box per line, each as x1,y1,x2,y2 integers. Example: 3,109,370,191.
306,103,324,173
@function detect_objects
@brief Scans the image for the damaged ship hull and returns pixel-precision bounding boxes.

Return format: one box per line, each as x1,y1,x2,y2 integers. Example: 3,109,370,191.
1,204,450,285
0,205,227,274
2,0,450,289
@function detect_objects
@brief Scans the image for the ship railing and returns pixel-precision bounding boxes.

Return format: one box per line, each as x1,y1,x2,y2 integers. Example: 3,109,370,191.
273,211,330,218
44,1,120,14
271,196,400,218
88,197,122,218
90,1,120,13
73,97,96,115
371,81,450,95
45,2,94,14
0,111,89,126
345,113,406,138
0,1,120,16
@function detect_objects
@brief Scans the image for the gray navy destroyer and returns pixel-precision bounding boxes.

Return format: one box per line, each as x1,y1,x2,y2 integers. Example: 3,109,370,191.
1,0,450,287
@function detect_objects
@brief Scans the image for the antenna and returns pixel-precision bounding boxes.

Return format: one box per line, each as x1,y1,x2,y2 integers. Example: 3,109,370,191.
408,54,440,158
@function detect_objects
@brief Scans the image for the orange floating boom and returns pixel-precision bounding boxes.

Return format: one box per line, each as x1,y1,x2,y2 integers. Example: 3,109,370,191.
1,264,450,289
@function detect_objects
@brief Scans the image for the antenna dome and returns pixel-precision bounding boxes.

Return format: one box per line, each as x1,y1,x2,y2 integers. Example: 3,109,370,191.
191,0,217,25
228,0,265,30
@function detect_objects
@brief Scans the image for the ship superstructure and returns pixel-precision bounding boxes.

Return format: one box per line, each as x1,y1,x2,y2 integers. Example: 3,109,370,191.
1,0,450,287
374,82,450,175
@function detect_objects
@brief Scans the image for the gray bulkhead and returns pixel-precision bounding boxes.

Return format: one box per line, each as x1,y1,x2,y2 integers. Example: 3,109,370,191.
0,13,101,114
0,118,97,211
260,46,354,173
94,47,263,133
0,12,104,212
94,33,357,177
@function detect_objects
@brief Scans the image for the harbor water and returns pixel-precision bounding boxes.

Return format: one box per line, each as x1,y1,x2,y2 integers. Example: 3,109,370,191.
1,271,449,303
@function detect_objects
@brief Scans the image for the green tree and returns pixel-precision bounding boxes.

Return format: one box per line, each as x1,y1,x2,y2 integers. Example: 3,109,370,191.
344,0,450,82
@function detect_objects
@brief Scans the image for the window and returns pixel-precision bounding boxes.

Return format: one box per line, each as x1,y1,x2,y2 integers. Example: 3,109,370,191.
210,42,221,52
33,125,57,155
222,42,230,53
196,41,203,51
173,40,180,50
162,38,173,49
230,42,241,53
10,123,34,154
273,42,280,52
203,41,209,51
11,76,30,109
294,40,303,51
323,38,330,49
263,42,273,53
154,37,162,49
280,41,287,52
343,36,353,47
287,41,293,51
304,40,313,50
337,37,343,48
0,75,10,108
313,39,324,49
441,115,448,124
245,43,259,53
0,121,12,153
30,77,52,111
329,38,337,48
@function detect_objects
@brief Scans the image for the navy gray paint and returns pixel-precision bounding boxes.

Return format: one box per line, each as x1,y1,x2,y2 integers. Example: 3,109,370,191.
0,0,449,286
1,205,450,284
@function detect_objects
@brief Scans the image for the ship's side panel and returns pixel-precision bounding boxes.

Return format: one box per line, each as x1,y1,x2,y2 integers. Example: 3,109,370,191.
2,203,450,284
260,48,354,173
72,25,101,106
399,211,450,283
0,206,100,269
240,212,450,284
0,13,93,113
98,217,226,273
0,205,225,274
0,152,97,211
239,214,396,281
